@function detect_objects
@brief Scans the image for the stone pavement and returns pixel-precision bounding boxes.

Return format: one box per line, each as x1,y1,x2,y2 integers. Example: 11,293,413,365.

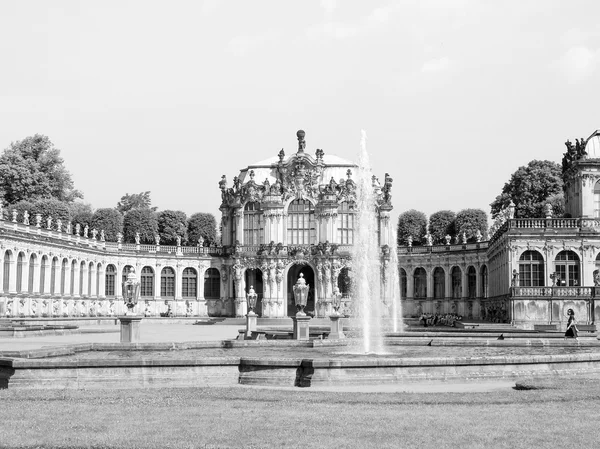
0,323,240,352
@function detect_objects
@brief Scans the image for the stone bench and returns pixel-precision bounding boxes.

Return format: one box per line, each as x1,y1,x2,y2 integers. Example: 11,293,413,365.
577,324,597,333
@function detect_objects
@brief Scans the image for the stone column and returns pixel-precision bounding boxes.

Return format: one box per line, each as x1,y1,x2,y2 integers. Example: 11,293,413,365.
426,269,433,299
196,263,208,317
63,262,72,297
98,265,106,298
154,265,162,300
82,264,89,297
461,266,468,299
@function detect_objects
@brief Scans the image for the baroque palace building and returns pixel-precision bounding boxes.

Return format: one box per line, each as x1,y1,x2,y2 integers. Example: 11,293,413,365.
2,129,600,329
0,130,395,320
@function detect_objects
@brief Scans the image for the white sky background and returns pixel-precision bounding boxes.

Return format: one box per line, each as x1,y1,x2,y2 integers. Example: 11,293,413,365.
1,0,599,227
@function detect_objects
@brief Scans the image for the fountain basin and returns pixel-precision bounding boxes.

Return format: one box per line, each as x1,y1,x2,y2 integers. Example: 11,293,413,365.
2,338,600,390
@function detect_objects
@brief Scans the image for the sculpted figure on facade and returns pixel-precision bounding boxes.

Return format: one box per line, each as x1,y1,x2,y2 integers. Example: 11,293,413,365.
75,223,80,236
425,233,433,246
30,298,38,316
475,230,482,243
52,299,59,317
83,225,89,238
276,261,284,286
100,230,105,242
23,210,29,225
91,228,97,240
66,221,71,234
56,219,62,232
155,234,160,246
46,216,52,230
35,213,42,228
135,232,140,244
12,209,17,223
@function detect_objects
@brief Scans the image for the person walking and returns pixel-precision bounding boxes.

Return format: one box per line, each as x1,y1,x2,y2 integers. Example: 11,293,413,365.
564,308,579,340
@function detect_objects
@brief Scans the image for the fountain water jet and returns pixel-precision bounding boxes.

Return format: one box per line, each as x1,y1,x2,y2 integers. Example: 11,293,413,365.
351,130,384,353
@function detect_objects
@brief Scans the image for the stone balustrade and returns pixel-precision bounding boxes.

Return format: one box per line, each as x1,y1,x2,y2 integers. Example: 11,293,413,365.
511,286,596,298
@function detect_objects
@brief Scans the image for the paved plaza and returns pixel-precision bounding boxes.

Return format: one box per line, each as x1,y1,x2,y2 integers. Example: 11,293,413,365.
0,323,240,352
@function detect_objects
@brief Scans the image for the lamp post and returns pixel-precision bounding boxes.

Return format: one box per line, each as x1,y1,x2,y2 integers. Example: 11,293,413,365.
329,288,345,339
119,268,142,343
292,273,311,340
245,285,258,339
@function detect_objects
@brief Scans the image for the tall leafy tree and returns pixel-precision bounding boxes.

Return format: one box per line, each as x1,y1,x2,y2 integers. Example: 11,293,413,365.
30,198,72,228
69,202,94,233
0,134,82,205
123,209,158,244
490,160,563,219
157,210,187,246
397,209,427,246
117,191,156,214
455,209,488,242
91,208,124,241
187,212,217,246
5,199,36,222
428,210,456,244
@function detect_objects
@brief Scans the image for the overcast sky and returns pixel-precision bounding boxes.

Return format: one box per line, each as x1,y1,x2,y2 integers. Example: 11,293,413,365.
1,0,599,226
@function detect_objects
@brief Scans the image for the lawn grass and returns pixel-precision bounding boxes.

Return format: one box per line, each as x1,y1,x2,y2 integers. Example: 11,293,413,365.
1,377,600,448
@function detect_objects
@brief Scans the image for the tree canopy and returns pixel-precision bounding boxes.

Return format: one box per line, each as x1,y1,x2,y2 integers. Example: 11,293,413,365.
91,208,124,241
123,209,158,244
0,134,82,205
187,212,217,246
490,160,563,219
455,208,488,242
69,202,93,234
397,209,427,246
428,210,456,244
117,191,156,214
157,210,187,246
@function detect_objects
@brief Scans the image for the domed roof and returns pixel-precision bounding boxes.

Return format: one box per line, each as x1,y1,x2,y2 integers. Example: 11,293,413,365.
584,130,600,158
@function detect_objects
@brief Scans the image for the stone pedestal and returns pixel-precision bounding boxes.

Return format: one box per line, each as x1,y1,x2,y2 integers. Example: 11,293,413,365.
328,315,345,339
119,316,143,343
245,312,257,339
292,316,311,341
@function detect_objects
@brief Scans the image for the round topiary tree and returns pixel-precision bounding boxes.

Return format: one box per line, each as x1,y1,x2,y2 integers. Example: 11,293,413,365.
397,209,427,246
428,210,456,244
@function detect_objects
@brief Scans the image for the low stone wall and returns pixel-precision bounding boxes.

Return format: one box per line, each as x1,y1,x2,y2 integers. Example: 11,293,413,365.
3,340,600,390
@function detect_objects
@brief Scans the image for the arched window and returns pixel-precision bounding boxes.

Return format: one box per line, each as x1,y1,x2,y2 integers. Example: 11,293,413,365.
519,251,544,287
413,267,427,299
554,250,580,286
595,181,600,218
60,259,68,295
105,264,116,297
40,256,48,294
70,260,76,296
79,261,85,296
467,266,477,298
16,252,25,293
287,199,315,245
182,268,197,298
141,267,154,297
337,202,354,245
481,265,488,297
399,268,407,299
204,268,221,299
161,267,175,298
88,262,93,296
451,266,462,299
3,251,12,293
243,202,263,245
50,257,58,295
96,263,101,296
337,267,351,298
433,267,445,299
28,254,36,293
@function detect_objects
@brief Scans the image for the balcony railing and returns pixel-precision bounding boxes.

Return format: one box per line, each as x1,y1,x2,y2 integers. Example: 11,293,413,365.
511,286,597,298
398,242,488,254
